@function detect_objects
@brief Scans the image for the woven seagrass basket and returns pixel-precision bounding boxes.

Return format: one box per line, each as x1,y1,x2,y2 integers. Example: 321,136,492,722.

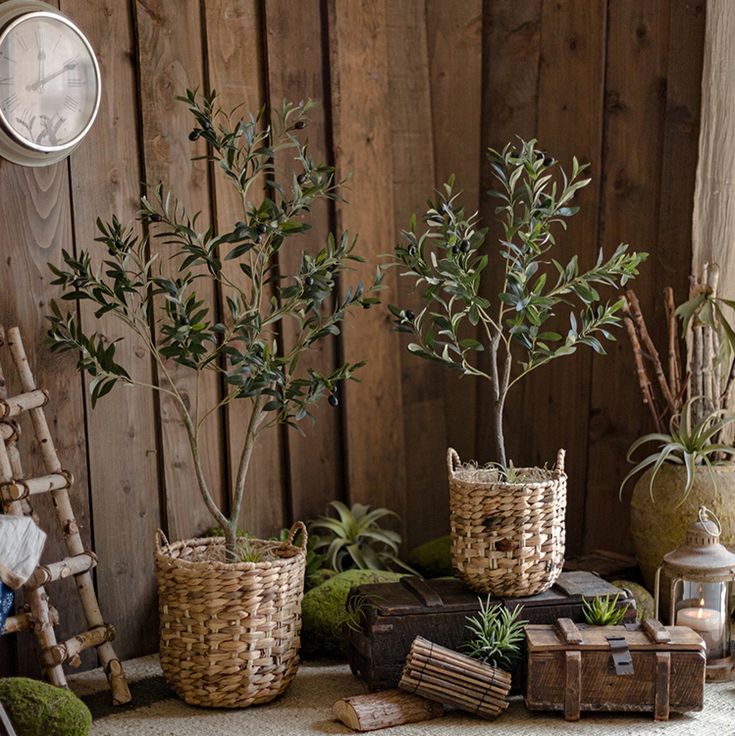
154,521,307,708
448,448,567,597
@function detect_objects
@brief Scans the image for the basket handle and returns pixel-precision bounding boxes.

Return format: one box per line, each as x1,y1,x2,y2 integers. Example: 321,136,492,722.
447,448,461,476
555,448,566,474
154,528,170,551
284,520,308,552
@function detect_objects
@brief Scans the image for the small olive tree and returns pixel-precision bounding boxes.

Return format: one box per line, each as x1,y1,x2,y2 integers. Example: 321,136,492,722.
390,139,647,467
47,91,381,553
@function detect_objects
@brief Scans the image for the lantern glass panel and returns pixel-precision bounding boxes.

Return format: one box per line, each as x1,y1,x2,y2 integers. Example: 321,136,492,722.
673,579,729,660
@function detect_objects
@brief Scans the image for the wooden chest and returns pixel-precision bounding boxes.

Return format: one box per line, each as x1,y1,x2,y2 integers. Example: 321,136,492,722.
347,571,636,691
525,618,706,720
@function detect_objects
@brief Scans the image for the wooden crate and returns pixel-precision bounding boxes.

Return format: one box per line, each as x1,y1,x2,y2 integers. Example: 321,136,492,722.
525,618,706,720
347,571,636,691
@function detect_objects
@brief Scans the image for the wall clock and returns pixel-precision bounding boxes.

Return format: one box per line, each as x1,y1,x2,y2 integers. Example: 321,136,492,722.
0,0,100,167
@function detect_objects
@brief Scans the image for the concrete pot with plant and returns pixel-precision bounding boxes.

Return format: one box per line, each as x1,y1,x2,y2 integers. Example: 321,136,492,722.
45,91,381,707
622,266,735,597
389,140,646,596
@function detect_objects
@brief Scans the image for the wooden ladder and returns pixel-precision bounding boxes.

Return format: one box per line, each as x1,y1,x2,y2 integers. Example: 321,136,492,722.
0,326,131,705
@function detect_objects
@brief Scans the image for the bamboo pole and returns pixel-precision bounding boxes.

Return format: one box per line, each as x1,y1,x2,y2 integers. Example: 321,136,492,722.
663,287,682,401
4,327,131,705
333,690,443,732
623,309,663,431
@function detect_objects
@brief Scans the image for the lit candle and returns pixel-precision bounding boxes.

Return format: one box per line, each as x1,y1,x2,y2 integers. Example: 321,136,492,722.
676,601,723,654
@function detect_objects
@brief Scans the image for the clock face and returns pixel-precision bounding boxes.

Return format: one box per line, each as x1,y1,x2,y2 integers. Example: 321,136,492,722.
0,11,99,152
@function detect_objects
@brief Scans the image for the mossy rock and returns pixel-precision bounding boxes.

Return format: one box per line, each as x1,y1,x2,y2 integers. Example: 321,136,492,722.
0,677,92,736
612,579,655,622
301,569,404,659
407,535,452,578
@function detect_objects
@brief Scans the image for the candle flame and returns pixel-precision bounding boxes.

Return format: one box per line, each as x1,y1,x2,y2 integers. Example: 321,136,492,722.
698,597,705,608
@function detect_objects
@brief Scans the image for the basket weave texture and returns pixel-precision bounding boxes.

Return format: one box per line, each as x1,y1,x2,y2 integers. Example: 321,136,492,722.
448,448,567,597
154,521,307,708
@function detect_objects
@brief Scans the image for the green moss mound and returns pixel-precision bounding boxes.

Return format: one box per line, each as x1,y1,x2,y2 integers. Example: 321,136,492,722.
301,569,404,658
612,579,655,622
407,535,452,578
0,677,91,736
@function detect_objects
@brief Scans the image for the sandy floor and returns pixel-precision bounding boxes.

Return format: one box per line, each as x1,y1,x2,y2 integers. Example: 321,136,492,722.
70,655,735,736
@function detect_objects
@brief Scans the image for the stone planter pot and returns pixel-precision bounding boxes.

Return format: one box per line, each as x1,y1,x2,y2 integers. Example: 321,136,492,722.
630,463,735,601
448,448,567,597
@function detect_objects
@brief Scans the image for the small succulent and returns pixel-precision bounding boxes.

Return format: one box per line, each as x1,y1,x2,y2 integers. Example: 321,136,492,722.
582,593,629,626
463,599,527,670
309,501,414,573
620,397,735,504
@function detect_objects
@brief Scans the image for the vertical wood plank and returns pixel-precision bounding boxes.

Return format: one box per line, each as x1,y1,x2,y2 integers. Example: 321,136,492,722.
386,1,447,547
0,157,89,675
525,0,607,555
262,0,342,525
61,0,162,658
476,0,542,465
202,0,286,536
134,0,225,539
585,0,675,552
426,0,483,466
327,0,408,519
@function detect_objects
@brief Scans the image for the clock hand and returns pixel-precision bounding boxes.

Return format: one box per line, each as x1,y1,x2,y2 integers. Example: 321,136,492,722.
28,60,77,91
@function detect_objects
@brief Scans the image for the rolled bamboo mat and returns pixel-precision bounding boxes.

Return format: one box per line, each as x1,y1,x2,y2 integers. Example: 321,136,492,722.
398,636,511,720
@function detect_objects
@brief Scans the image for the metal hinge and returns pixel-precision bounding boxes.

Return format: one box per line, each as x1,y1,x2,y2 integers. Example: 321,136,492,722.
606,635,634,676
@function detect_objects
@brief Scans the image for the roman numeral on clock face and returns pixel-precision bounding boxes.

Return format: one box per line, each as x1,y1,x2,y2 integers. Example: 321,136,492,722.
67,77,84,87
63,95,79,112
2,93,18,112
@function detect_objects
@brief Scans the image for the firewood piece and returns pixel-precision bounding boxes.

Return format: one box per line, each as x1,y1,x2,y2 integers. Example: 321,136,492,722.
564,650,581,721
654,652,671,721
556,617,583,644
333,690,443,732
1,606,59,635
626,290,678,417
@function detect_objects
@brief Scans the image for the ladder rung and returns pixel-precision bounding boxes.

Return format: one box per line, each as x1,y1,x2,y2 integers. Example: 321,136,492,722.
44,624,115,667
25,552,97,590
0,421,18,442
0,389,48,419
0,472,72,501
1,606,59,635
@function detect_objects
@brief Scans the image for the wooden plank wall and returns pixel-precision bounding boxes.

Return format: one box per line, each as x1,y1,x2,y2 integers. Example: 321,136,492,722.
0,0,704,674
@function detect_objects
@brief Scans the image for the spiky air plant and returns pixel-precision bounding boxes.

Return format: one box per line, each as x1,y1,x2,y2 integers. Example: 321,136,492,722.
582,593,629,626
463,598,527,670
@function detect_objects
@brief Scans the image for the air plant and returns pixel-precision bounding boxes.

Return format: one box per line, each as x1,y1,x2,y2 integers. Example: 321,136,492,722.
463,598,527,670
620,396,735,504
582,593,629,626
309,501,414,573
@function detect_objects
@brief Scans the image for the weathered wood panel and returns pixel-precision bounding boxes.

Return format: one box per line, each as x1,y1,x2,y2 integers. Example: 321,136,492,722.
134,0,226,539
62,0,161,659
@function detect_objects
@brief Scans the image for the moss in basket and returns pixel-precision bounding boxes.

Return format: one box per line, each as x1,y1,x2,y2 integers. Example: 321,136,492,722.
301,569,404,658
0,677,92,736
45,90,383,558
388,140,646,468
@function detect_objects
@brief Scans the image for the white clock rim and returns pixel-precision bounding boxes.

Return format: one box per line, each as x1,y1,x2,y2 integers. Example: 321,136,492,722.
0,9,101,154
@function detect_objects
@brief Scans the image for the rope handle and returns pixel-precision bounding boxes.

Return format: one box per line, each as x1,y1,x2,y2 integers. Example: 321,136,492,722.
555,448,566,474
154,528,170,551
284,520,308,552
447,448,461,476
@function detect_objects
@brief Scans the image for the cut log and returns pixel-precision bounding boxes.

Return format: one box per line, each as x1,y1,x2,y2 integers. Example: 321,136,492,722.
334,690,443,732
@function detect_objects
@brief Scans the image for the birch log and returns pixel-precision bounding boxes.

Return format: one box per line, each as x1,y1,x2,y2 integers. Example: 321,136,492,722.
334,690,443,732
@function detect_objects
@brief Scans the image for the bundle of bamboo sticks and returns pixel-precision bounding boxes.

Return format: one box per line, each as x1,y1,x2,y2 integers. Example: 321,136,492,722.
398,636,511,720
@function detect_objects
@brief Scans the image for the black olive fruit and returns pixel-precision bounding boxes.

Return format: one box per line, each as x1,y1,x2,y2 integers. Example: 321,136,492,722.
297,173,308,185
295,120,307,130
451,244,459,255
328,393,339,407
188,128,202,141
149,213,162,223
257,223,267,234
72,278,84,289
305,276,314,287
460,239,470,253
405,309,415,321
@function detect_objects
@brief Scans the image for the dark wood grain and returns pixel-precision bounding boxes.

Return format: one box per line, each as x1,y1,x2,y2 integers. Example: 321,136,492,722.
134,0,226,539
61,0,161,659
